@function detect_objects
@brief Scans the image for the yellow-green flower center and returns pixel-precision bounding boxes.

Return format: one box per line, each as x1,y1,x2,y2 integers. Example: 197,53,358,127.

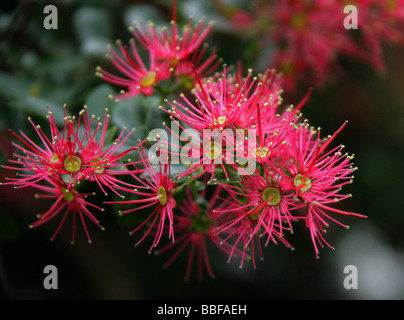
254,146,270,159
249,213,260,221
61,186,75,202
141,71,156,87
262,187,281,206
157,186,168,205
291,13,308,30
205,141,222,160
64,155,81,173
280,60,295,74
190,212,212,234
217,116,226,125
386,0,397,9
294,174,312,192
49,154,59,164
212,116,227,128
91,157,105,174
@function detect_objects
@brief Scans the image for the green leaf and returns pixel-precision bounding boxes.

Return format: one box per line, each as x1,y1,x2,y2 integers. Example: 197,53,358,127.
181,0,226,27
123,4,166,28
0,211,22,243
73,6,112,56
0,148,5,165
104,125,119,147
85,84,116,118
0,72,30,100
10,97,68,126
0,72,71,125
212,167,242,184
194,180,206,191
111,96,144,132
143,95,167,129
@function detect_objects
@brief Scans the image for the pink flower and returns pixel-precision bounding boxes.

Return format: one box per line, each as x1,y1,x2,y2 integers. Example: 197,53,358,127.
222,0,404,90
220,213,291,269
216,160,301,268
173,45,222,86
155,185,237,280
130,17,214,64
107,142,178,252
2,105,145,243
341,0,404,72
162,67,288,181
268,0,356,88
78,108,143,198
29,176,105,244
229,10,255,30
164,68,282,131
286,120,367,257
243,86,310,167
3,107,82,187
170,125,237,183
271,49,311,92
4,106,139,197
211,0,255,31
126,8,220,88
96,40,172,99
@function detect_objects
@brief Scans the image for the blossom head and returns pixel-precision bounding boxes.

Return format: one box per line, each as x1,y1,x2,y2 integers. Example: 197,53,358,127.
4,106,138,196
286,120,367,257
130,17,214,63
215,161,301,268
163,67,283,133
155,184,236,280
96,40,172,100
29,176,105,244
108,142,178,252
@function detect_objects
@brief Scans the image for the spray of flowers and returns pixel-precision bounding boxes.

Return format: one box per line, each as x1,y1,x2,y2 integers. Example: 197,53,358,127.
214,0,404,92
5,0,396,280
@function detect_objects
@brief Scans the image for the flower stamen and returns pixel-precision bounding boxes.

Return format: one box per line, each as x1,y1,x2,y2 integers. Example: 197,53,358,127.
157,185,168,205
64,155,82,173
49,154,59,164
61,187,75,202
91,157,105,174
262,187,281,206
294,173,312,192
254,146,270,159
205,141,222,160
141,71,157,87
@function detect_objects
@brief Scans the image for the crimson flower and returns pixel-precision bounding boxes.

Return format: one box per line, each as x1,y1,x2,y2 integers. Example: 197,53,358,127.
155,185,237,280
29,176,105,244
216,161,301,268
96,40,172,100
3,106,139,197
220,0,404,90
1,105,143,243
108,142,178,252
98,7,220,99
164,68,283,132
162,68,286,181
342,0,404,72
286,120,367,257
129,15,218,78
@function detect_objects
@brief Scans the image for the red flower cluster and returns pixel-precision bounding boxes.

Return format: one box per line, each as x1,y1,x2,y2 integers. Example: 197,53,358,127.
217,0,404,90
1,65,366,279
98,66,365,278
96,13,220,100
2,106,141,243
1,1,371,280
148,67,366,276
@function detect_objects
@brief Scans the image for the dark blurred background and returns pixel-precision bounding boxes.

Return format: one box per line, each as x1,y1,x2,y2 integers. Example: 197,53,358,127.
1,0,404,300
